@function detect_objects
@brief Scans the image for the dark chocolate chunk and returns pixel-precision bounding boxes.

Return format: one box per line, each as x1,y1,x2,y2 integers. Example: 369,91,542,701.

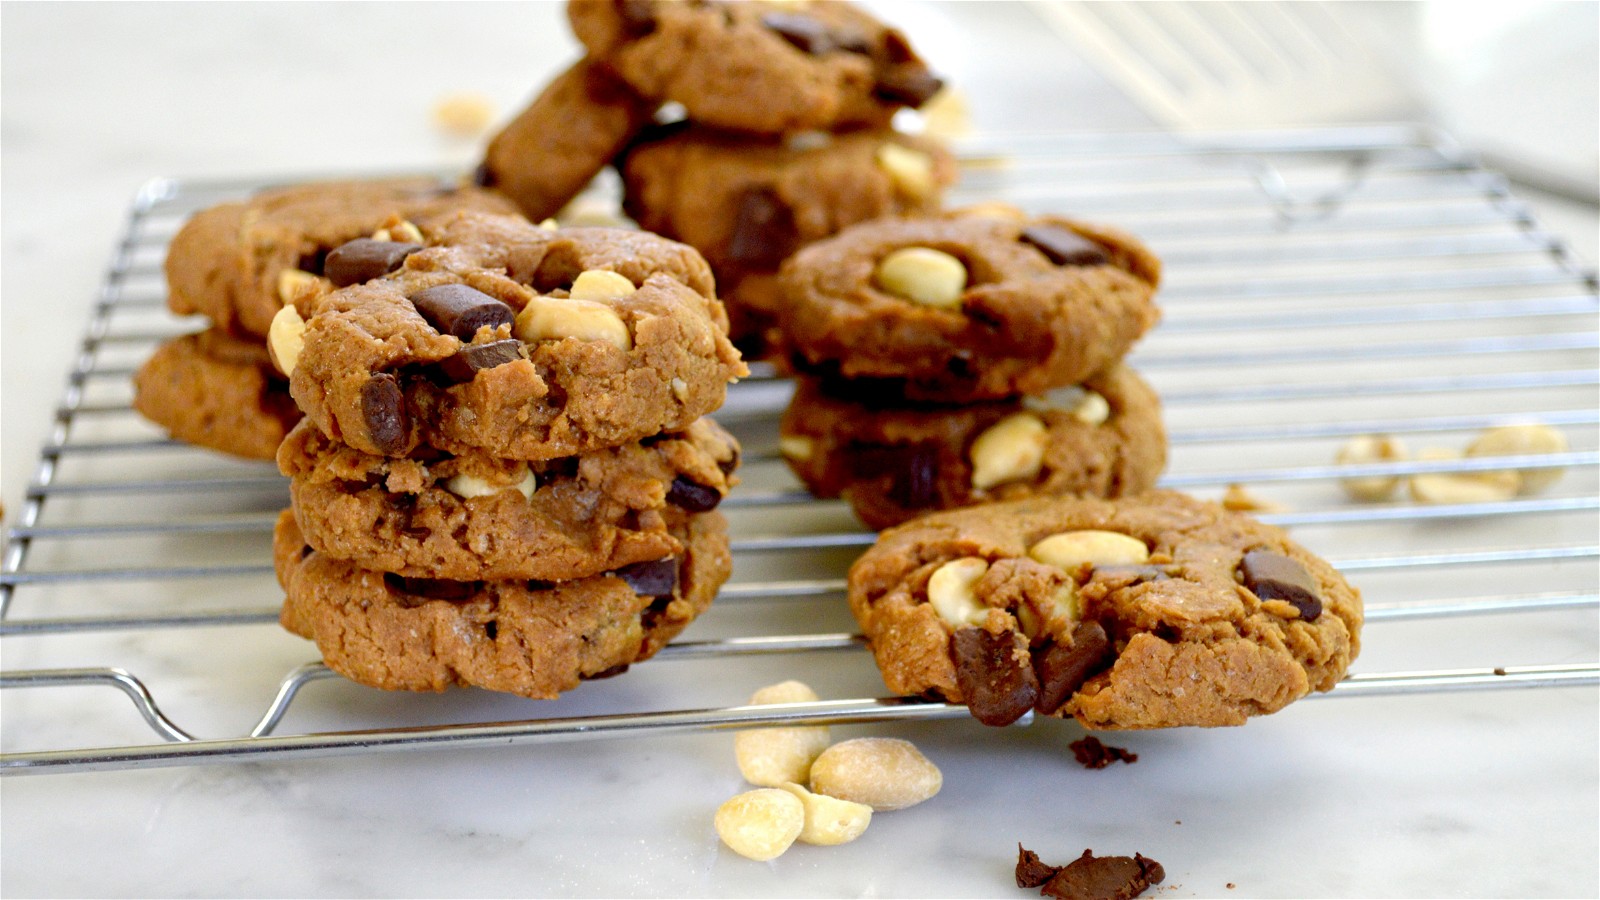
1016,845,1060,889
296,249,329,277
952,627,1040,727
1041,849,1165,900
1033,621,1115,715
762,12,835,54
383,572,479,605
360,373,408,455
716,448,741,476
1069,736,1138,770
325,238,423,287
616,0,656,35
407,283,514,340
726,188,799,270
667,476,722,512
471,161,496,188
1020,225,1110,267
886,443,940,510
1239,550,1324,621
438,339,523,383
874,65,944,107
583,662,632,681
614,557,678,598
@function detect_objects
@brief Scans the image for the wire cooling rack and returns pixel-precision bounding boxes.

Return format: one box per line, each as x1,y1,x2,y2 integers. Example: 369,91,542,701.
3,124,1597,774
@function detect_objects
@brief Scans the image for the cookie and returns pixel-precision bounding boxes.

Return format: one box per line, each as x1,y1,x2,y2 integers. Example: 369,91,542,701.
132,328,301,460
276,507,730,698
847,490,1362,729
778,212,1162,402
780,364,1166,530
478,57,658,222
280,416,739,581
164,178,519,340
282,212,747,459
568,0,941,135
620,124,957,351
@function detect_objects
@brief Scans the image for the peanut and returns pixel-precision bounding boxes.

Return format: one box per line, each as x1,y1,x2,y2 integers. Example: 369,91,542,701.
1028,530,1150,573
1069,390,1111,426
969,412,1048,490
568,269,636,302
875,142,936,200
777,783,871,846
808,737,942,811
778,435,815,462
1336,434,1408,502
1466,424,1569,493
267,304,307,377
714,789,804,861
733,681,831,788
925,557,989,628
276,268,320,307
1409,448,1519,504
444,467,535,501
873,247,967,309
514,295,632,351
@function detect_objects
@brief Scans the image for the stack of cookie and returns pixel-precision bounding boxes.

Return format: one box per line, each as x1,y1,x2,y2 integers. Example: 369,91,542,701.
477,0,954,355
777,209,1168,530
267,211,749,698
137,178,515,459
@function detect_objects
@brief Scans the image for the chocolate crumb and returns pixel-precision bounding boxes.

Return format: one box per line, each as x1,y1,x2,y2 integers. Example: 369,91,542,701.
1493,667,1507,676
1069,736,1138,769
1227,884,1236,890
1016,844,1060,889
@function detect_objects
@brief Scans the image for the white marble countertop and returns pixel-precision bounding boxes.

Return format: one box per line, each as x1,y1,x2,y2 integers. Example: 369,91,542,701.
3,3,1597,897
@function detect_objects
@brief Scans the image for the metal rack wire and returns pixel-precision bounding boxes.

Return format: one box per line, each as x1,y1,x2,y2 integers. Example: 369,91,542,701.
3,124,1597,774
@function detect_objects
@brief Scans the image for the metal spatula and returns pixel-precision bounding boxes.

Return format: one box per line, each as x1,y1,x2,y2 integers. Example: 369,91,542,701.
1034,0,1416,129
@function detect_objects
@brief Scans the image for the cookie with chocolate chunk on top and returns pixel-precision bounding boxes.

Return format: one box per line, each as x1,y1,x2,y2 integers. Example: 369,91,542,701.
779,364,1165,530
847,490,1361,729
163,178,518,340
569,0,942,135
779,211,1161,402
275,508,730,699
281,212,746,459
620,123,957,353
280,417,738,581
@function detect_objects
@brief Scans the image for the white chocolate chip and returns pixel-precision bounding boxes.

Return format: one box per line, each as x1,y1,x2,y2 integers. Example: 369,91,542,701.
1336,434,1409,502
875,142,936,200
969,412,1048,490
778,435,815,462
276,268,320,307
1028,530,1150,574
514,295,632,351
733,681,832,788
808,737,942,811
1070,390,1111,426
568,269,637,301
1409,448,1520,504
1466,424,1569,494
777,783,872,846
873,247,967,309
445,467,536,500
267,304,306,377
925,557,989,628
714,789,804,862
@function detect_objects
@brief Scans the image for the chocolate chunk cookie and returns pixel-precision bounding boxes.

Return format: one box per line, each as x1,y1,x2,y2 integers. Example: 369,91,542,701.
780,364,1166,530
479,57,659,222
282,212,747,459
568,0,941,135
275,507,730,698
620,124,957,352
779,212,1162,402
132,328,301,460
280,416,739,581
164,178,518,340
847,491,1362,729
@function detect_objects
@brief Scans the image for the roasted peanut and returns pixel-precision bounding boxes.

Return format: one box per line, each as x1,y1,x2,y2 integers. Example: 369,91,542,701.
444,467,535,501
969,412,1048,490
267,304,307,377
734,681,832,788
1466,424,1569,493
777,783,872,846
1409,448,1519,504
714,789,804,861
925,557,989,627
875,142,936,199
568,269,636,302
809,737,942,811
514,295,631,351
1336,434,1408,502
873,247,967,309
1070,390,1111,426
276,268,320,307
1028,530,1149,574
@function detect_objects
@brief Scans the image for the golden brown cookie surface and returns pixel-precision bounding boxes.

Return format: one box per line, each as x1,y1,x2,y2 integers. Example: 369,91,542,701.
847,491,1361,729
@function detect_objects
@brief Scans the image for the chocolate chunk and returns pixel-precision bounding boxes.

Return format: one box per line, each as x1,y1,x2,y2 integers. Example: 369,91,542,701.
1020,226,1110,267
1069,736,1138,770
438,339,523,383
726,188,800,270
952,627,1040,727
666,476,722,512
407,283,515,340
762,12,835,54
471,161,496,188
716,448,741,476
1033,621,1115,715
614,557,678,598
1017,844,1060,889
874,65,944,107
383,572,479,605
325,238,423,287
296,250,329,277
1041,849,1165,900
360,373,408,455
583,662,632,681
616,0,656,35
1239,550,1324,621
886,443,940,510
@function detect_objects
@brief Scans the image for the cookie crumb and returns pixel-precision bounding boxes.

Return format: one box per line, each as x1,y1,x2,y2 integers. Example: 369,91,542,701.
1017,846,1165,900
1493,667,1507,676
1069,736,1138,769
